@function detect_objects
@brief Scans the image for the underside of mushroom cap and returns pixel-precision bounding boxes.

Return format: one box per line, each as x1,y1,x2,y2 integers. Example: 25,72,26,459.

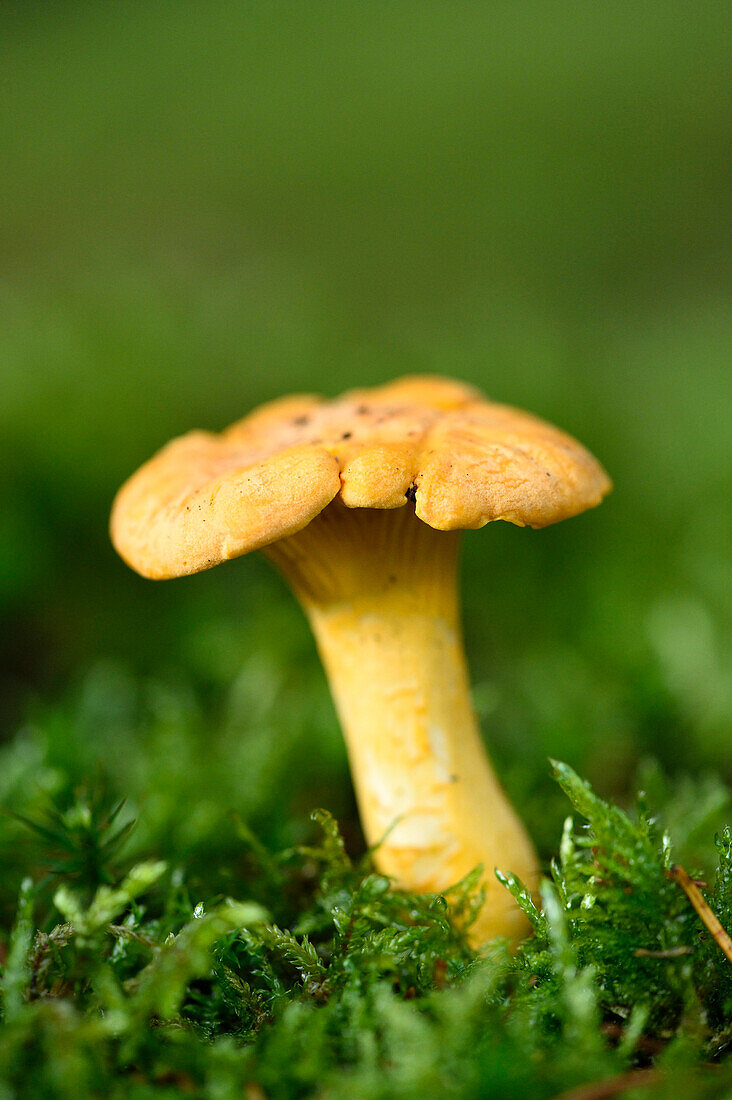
111,375,612,579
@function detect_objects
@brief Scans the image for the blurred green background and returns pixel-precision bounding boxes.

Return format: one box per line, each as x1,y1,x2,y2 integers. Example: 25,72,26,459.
0,2,730,900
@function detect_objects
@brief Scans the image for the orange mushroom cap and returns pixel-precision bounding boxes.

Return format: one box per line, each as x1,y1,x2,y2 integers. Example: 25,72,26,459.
111,375,611,581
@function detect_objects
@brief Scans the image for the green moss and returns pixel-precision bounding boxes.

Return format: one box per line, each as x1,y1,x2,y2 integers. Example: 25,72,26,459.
0,763,730,1098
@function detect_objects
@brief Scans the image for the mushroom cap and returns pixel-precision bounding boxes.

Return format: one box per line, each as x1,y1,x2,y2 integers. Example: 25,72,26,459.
111,375,612,579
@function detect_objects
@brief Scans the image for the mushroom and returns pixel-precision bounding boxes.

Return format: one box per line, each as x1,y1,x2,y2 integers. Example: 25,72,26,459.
111,376,611,944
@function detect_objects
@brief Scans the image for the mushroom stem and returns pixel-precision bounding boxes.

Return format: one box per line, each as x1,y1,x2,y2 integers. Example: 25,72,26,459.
265,503,537,944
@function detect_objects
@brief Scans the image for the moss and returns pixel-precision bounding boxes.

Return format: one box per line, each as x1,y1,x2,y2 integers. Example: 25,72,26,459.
0,761,730,1098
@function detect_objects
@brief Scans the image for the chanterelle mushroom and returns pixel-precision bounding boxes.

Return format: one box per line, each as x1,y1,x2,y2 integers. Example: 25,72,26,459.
111,376,611,944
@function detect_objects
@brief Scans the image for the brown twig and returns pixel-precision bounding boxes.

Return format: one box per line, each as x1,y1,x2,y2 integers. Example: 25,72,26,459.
553,1067,661,1100
600,1021,666,1061
633,945,693,958
668,864,732,964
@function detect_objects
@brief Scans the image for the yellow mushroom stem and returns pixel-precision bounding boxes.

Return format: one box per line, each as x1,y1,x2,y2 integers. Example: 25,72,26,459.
264,501,538,944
